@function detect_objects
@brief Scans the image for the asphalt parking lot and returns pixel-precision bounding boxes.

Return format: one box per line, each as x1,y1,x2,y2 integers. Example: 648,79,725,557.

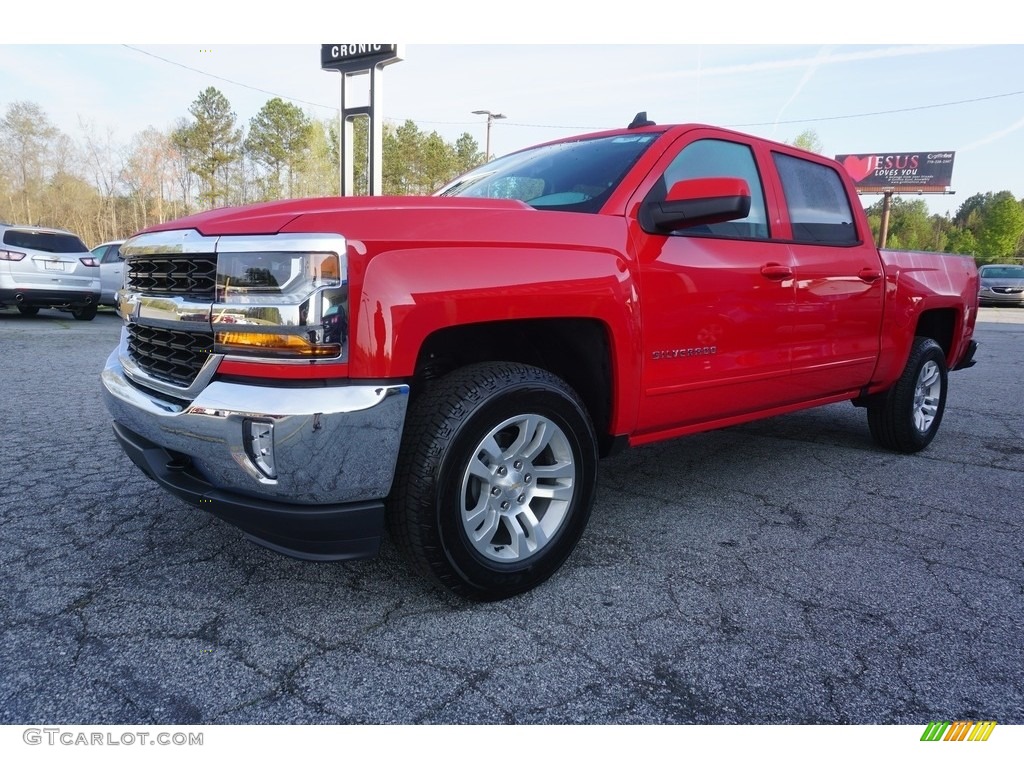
1,306,1022,725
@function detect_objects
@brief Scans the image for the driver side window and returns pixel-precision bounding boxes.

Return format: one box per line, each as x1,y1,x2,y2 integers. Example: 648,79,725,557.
655,139,769,239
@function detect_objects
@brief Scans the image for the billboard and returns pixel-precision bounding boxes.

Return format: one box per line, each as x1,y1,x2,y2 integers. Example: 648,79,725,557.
835,151,955,193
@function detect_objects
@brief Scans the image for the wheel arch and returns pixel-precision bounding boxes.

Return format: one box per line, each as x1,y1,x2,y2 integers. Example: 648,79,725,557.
914,308,956,361
411,318,619,456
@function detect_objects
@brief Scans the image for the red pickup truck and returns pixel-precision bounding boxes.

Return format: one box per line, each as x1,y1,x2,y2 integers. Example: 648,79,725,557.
101,115,979,600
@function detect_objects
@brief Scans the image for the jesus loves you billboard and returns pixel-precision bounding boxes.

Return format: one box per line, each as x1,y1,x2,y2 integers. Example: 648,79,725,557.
835,151,955,190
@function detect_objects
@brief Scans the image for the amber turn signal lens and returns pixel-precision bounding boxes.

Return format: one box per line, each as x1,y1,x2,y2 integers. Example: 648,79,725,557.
215,331,341,359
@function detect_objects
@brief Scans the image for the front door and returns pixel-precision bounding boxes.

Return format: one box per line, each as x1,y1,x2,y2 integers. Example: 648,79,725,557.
630,134,796,437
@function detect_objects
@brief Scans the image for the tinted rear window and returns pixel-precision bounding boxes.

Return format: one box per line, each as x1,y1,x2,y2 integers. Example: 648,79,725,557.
3,230,88,253
773,152,858,246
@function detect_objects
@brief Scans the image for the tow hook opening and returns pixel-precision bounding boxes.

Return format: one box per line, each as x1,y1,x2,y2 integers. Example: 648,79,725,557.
243,419,277,480
165,453,192,472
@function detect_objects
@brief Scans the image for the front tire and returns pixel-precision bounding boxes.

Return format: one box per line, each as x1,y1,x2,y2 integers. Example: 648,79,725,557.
389,362,598,600
17,306,39,317
867,336,948,453
71,305,96,321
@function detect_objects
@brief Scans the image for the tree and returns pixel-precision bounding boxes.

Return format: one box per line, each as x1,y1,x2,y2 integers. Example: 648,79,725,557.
290,118,345,198
864,197,938,251
172,88,241,209
245,98,313,199
80,119,124,241
380,120,477,195
341,116,369,196
383,119,423,195
453,133,484,175
789,129,823,155
43,171,101,244
420,131,456,193
945,227,978,258
123,127,175,230
948,190,1024,263
953,192,990,230
168,117,197,214
976,192,1024,262
0,101,60,223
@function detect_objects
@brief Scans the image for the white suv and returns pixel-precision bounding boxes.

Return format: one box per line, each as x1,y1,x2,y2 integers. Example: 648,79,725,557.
0,223,101,320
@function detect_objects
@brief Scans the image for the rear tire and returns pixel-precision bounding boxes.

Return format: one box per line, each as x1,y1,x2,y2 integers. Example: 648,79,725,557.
389,362,598,600
71,305,96,321
867,336,947,453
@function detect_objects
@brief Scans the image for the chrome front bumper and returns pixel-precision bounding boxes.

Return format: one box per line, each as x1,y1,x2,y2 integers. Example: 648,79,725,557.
101,347,409,560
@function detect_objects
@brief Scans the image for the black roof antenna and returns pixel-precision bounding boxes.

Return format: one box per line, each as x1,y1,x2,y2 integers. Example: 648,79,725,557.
628,112,656,129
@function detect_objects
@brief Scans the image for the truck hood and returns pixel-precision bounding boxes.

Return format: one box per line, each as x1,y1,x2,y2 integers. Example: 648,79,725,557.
136,196,629,259
138,196,534,238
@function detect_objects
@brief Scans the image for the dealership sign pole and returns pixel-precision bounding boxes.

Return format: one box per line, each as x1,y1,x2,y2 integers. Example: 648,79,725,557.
835,152,956,248
321,44,403,196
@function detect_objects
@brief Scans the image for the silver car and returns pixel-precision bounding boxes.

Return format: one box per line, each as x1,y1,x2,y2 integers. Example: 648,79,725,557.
978,264,1024,306
0,223,101,320
90,240,125,307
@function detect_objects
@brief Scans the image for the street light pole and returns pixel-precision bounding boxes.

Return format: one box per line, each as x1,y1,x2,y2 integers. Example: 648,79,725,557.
471,109,506,161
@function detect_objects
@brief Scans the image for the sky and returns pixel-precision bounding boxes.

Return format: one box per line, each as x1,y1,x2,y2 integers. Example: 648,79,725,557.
2,3,1021,218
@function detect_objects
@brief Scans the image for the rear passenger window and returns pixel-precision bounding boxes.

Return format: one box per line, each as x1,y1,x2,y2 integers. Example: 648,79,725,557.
654,139,769,239
773,153,858,245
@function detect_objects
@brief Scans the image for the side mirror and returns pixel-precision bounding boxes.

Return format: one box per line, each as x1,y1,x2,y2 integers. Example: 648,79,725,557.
641,177,751,233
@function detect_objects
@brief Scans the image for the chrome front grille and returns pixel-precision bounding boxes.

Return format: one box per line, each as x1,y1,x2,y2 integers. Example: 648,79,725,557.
126,322,214,388
126,255,217,298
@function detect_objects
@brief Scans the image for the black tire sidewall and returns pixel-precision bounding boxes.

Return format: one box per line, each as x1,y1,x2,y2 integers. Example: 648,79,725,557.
880,338,948,452
433,379,597,598
903,341,948,448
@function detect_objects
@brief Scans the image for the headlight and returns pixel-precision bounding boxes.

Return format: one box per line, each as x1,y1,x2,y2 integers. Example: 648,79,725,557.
212,250,348,360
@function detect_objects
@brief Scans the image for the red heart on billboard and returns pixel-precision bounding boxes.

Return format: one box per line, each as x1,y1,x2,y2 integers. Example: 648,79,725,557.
842,155,874,182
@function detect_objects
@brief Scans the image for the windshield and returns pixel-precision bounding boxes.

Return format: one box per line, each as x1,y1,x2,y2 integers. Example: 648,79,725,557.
436,132,661,213
980,265,1024,279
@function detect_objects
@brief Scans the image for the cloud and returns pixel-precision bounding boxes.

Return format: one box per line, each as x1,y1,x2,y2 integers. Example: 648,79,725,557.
494,44,975,101
772,45,833,136
960,115,1024,151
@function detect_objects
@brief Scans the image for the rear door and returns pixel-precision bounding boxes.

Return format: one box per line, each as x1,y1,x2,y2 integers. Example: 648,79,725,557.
770,150,885,399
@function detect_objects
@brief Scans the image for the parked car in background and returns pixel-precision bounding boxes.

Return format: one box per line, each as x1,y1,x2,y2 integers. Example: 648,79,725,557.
91,240,125,307
0,223,100,320
978,263,1024,306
